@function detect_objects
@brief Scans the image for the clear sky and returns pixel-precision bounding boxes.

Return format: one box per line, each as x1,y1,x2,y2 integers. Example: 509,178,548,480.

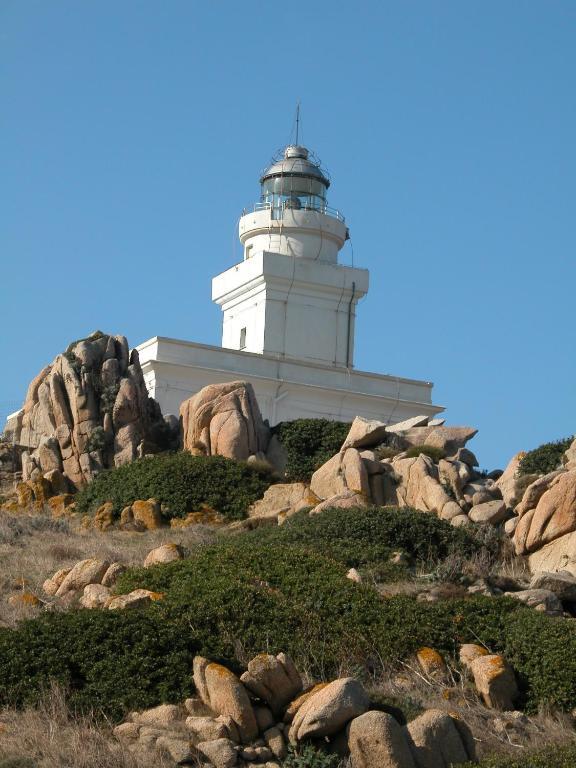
1,1,575,470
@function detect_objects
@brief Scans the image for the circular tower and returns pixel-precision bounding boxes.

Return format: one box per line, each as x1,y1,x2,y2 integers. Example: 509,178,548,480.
239,145,348,264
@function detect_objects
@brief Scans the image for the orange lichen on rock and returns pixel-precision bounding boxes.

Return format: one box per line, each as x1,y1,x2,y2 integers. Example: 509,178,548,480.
417,647,448,678
8,592,41,607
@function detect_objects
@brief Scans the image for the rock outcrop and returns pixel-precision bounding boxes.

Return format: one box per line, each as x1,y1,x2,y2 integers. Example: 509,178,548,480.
513,469,576,575
248,483,318,522
180,381,270,463
392,455,463,520
8,332,174,490
310,448,371,501
113,652,480,768
304,414,496,527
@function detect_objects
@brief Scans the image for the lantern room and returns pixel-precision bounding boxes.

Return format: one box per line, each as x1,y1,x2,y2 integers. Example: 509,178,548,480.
259,145,330,217
239,144,348,265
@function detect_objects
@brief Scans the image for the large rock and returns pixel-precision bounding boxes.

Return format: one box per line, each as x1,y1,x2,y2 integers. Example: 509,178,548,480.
79,583,111,609
196,738,238,768
193,658,258,744
248,483,317,521
470,654,518,710
407,709,476,766
515,472,564,519
132,703,186,728
107,589,163,610
438,459,471,504
392,455,465,519
504,588,563,616
180,381,269,462
565,438,576,470
43,568,70,596
495,452,528,508
386,415,431,433
55,558,110,596
311,490,368,515
310,448,370,501
395,426,477,455
514,470,576,558
132,498,164,530
240,653,302,716
341,417,388,451
528,531,576,576
459,643,489,671
186,715,230,742
7,332,171,489
156,736,196,765
143,543,184,568
468,500,507,525
348,711,416,768
283,683,329,723
288,678,369,744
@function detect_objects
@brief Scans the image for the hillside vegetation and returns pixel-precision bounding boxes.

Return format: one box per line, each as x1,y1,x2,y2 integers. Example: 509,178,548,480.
1,507,576,725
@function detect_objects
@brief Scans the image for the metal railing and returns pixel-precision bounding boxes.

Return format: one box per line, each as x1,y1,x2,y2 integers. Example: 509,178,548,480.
248,201,345,223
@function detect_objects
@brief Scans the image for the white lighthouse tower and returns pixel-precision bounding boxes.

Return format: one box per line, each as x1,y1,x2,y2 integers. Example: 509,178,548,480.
136,138,443,426
212,145,368,368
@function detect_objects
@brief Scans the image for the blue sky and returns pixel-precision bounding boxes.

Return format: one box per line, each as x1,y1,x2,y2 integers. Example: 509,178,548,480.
1,1,575,469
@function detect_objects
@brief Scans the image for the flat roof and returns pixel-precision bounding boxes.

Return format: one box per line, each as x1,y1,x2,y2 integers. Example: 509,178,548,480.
136,335,435,389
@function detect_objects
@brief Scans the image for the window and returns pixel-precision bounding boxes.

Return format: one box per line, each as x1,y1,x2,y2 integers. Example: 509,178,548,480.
239,327,247,350
245,244,253,260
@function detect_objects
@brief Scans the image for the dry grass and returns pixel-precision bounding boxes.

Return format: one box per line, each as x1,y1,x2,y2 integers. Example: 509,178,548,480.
0,685,178,768
0,510,218,628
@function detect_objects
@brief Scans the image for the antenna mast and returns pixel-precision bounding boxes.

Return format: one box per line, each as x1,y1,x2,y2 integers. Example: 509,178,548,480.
295,101,301,145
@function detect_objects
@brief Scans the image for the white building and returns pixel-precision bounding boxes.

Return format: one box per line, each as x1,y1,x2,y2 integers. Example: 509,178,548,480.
137,143,443,426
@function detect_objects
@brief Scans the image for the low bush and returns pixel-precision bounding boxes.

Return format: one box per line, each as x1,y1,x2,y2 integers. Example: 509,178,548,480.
460,743,576,767
0,609,198,721
273,419,350,481
240,506,496,578
518,437,573,477
404,444,446,462
283,745,341,767
74,452,274,520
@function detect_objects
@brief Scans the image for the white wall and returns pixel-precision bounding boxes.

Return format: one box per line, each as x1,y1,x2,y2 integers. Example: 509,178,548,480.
137,337,443,426
213,251,368,368
239,207,347,264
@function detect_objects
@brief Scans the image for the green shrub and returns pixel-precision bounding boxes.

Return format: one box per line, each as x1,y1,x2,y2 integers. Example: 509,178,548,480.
518,437,573,477
116,528,574,713
74,452,274,520
404,444,446,462
273,419,350,481
0,609,198,721
374,445,401,460
460,743,576,767
85,426,109,453
240,506,494,577
501,609,576,712
282,744,341,767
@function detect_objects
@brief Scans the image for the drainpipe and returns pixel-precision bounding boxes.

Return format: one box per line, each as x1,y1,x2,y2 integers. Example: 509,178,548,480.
346,281,356,368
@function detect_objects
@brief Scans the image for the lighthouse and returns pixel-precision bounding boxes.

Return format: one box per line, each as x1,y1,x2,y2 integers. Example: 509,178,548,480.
212,145,368,368
136,140,442,426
